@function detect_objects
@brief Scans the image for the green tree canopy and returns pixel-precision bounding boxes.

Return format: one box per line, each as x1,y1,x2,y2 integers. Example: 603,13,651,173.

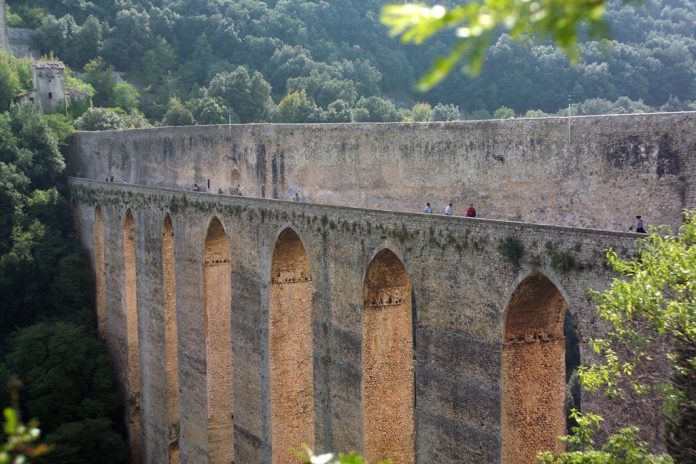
162,97,195,126
74,107,124,131
431,103,460,121
207,67,272,123
353,96,399,122
410,102,432,122
112,82,140,113
275,90,319,123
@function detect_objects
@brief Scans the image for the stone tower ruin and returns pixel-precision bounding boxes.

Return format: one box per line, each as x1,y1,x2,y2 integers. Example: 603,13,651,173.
30,61,67,113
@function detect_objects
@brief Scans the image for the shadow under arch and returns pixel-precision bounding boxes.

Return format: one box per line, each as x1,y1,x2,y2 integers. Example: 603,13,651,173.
162,214,180,463
94,205,105,338
269,227,314,463
500,272,568,463
124,208,142,462
361,249,415,464
204,216,234,464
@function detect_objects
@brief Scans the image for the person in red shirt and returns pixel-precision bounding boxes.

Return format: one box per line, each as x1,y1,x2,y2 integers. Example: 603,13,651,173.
466,203,476,217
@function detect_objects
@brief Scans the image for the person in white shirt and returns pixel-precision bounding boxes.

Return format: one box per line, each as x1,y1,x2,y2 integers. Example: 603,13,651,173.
424,202,433,213
444,202,453,216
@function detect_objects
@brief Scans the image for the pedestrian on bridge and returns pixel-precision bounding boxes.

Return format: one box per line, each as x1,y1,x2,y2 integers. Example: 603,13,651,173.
424,202,433,214
444,203,453,216
633,215,646,233
466,203,476,217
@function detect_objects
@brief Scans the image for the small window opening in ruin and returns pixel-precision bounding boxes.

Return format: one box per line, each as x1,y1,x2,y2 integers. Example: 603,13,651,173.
48,92,53,99
207,178,211,189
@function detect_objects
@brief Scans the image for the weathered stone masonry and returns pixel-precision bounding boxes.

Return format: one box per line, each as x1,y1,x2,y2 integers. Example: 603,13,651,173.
71,179,643,464
68,112,696,232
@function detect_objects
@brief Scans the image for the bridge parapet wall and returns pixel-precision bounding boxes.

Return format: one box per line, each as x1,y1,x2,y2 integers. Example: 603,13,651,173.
68,112,696,232
70,179,652,463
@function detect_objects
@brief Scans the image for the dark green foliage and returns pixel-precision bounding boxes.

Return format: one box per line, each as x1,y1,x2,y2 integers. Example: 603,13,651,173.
187,96,232,125
207,67,272,123
665,342,696,461
41,418,128,464
162,98,194,126
0,103,127,462
275,90,319,123
2,323,120,431
353,96,399,122
10,0,694,123
74,107,124,131
498,236,524,265
80,58,116,108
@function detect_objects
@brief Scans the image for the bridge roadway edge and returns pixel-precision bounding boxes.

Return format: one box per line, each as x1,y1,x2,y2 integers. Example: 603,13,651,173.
69,178,648,463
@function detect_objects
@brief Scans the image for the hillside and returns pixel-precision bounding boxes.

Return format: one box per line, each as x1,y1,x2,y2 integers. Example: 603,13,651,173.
6,0,696,123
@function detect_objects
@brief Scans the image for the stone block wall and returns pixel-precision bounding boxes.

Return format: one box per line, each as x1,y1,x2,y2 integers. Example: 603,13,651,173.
68,112,696,232
6,28,35,58
71,179,650,463
0,0,7,52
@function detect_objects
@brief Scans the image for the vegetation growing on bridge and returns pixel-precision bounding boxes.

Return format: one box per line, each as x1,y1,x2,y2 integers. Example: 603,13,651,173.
498,236,524,265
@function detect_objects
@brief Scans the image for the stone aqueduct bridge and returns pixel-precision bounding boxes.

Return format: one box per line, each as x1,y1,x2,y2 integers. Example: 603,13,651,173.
71,179,640,464
68,112,696,232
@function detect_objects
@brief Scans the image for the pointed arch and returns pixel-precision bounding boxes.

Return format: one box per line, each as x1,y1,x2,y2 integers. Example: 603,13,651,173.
269,228,314,463
362,249,415,464
162,214,180,463
94,205,105,338
204,217,233,463
124,209,142,461
501,272,567,463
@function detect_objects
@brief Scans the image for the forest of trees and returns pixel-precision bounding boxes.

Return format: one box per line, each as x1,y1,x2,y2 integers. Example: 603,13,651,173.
4,0,696,126
0,103,128,462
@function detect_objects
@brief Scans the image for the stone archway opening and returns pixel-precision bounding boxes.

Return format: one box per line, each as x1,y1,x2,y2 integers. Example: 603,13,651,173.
501,273,567,463
94,205,105,338
204,217,233,464
162,215,180,464
124,209,142,461
269,228,314,463
362,249,415,464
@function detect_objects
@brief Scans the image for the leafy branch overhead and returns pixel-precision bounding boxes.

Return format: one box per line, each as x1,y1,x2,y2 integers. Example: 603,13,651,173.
381,0,627,90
